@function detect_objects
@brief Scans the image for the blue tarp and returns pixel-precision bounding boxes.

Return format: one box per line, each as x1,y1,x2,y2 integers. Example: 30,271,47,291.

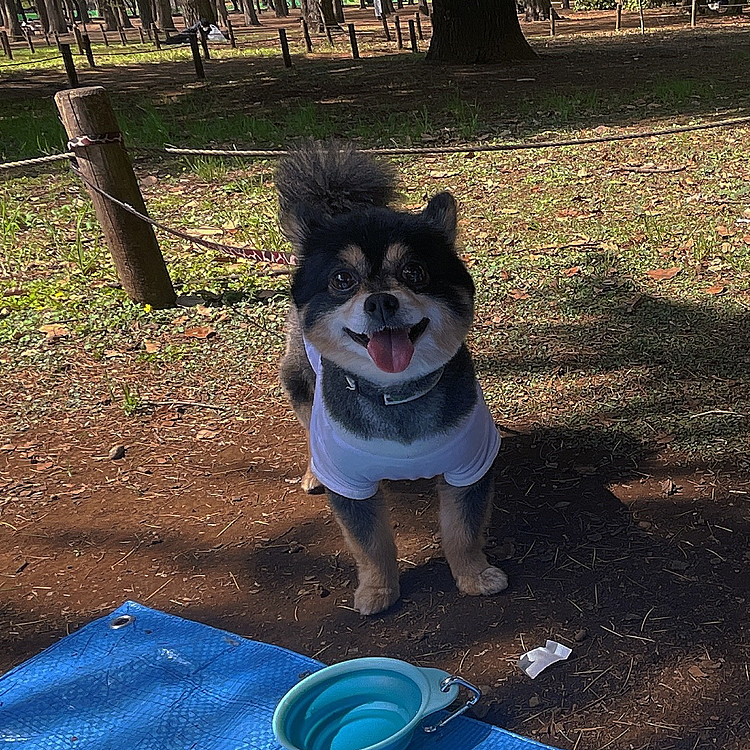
0,601,558,750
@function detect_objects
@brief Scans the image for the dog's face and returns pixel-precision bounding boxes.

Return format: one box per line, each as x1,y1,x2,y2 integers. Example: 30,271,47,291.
288,193,474,385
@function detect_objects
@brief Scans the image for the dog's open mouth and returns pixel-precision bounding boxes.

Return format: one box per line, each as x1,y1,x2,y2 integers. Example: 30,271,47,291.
344,318,429,373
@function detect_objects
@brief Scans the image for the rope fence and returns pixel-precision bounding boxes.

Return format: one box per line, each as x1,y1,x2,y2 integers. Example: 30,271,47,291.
3,114,749,173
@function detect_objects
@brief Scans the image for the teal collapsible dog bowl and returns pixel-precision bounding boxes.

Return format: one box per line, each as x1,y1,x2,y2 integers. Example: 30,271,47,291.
272,657,481,750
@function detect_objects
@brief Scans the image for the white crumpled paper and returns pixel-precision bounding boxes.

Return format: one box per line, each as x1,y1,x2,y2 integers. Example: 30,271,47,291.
517,640,572,679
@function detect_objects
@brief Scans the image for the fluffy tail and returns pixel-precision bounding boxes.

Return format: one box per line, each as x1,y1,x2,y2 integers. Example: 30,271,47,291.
275,141,396,226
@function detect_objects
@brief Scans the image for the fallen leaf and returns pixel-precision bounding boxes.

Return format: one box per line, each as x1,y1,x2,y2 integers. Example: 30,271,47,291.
563,266,581,277
656,432,676,445
706,284,726,296
688,665,708,679
171,315,189,326
38,324,70,340
743,235,750,245
196,429,218,440
192,227,224,237
716,225,731,238
507,289,530,300
184,326,216,339
624,295,644,313
139,175,158,187
499,270,510,281
143,340,161,353
646,267,681,281
661,478,680,496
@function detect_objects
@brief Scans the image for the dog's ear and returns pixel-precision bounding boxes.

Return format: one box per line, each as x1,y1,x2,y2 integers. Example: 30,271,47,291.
280,203,325,254
422,192,457,244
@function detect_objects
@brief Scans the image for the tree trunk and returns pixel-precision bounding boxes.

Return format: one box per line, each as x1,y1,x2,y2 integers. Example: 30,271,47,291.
427,0,535,64
183,0,217,24
299,0,321,28
270,0,288,16
155,0,175,29
321,0,337,25
44,0,68,33
135,0,153,27
214,0,228,22
243,0,260,24
73,0,91,22
1,0,22,36
333,0,344,22
98,0,119,29
37,0,50,32
117,1,134,26
524,0,556,21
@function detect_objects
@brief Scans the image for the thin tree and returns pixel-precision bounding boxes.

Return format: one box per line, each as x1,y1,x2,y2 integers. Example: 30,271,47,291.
155,0,175,30
1,0,22,36
243,0,260,25
44,0,68,33
427,0,536,64
183,0,217,24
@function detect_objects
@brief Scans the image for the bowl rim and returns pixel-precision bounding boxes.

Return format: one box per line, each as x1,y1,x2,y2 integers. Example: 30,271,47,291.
272,656,442,750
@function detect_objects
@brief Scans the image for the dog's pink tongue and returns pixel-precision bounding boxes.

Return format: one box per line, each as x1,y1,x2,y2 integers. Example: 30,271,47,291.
367,328,414,373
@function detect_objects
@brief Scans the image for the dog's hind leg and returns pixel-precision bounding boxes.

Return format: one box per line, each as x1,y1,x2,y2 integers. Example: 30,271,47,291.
280,310,323,494
438,472,508,596
328,490,400,615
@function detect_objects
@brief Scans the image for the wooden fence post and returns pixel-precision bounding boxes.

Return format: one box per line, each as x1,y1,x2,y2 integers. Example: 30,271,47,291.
0,30,11,59
227,18,237,48
381,16,391,41
325,24,333,45
414,12,422,40
347,23,359,58
278,28,292,67
550,9,555,35
138,26,145,43
54,86,177,309
73,25,84,53
119,27,127,44
26,30,36,53
301,19,312,52
100,23,109,45
690,0,697,26
58,42,78,86
615,2,622,30
188,32,205,77
407,18,417,50
394,15,403,49
199,28,210,59
44,31,51,45
82,33,95,66
151,22,160,49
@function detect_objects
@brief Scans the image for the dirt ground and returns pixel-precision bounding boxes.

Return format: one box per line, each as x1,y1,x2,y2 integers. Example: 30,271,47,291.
3,9,750,750
2,364,750,750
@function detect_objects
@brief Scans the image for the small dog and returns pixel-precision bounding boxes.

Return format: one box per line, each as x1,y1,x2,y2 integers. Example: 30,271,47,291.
277,143,508,615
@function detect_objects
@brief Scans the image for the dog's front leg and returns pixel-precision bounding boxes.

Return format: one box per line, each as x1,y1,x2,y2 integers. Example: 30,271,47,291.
438,472,509,596
328,490,400,615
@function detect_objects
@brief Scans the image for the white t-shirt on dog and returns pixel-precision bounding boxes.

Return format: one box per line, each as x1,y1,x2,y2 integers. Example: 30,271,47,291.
304,339,500,500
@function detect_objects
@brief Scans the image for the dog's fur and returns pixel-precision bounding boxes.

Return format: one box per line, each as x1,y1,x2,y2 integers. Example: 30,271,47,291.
278,143,507,615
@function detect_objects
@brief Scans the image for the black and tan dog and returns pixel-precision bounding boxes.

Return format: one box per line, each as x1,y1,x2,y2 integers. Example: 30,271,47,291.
278,143,507,615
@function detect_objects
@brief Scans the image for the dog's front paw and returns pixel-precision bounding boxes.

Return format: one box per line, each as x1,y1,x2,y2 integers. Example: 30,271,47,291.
456,566,509,596
354,583,400,616
301,466,324,494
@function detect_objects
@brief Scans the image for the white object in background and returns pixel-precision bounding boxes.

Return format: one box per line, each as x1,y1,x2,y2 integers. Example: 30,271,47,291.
518,640,572,679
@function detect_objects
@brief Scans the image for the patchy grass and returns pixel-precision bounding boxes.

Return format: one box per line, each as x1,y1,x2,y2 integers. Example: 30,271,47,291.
1,21,749,467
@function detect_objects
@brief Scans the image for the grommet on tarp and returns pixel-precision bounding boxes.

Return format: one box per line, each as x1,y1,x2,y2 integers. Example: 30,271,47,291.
109,614,136,629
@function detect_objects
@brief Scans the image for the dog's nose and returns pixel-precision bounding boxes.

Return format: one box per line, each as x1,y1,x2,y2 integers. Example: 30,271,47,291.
364,293,400,326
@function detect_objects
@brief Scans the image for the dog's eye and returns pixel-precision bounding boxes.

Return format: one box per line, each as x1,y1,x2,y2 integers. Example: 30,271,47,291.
330,270,358,292
399,261,428,288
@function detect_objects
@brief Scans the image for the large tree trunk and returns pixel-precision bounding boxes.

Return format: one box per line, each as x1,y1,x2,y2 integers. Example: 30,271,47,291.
333,0,344,22
36,0,50,32
427,0,535,64
299,0,321,27
135,0,154,27
44,0,68,33
1,0,22,36
270,0,288,16
183,0,217,24
98,0,119,29
155,0,175,29
524,0,557,21
243,0,260,24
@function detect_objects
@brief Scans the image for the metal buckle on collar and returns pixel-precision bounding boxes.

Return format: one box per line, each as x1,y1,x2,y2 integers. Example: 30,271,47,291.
423,675,482,733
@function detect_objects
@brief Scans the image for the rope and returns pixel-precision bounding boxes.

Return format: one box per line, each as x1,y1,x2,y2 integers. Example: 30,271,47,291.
0,53,63,68
146,114,750,158
3,113,748,172
69,164,298,264
0,152,71,170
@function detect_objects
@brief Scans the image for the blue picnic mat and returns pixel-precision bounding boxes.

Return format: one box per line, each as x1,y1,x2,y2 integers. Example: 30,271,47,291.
0,601,558,750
